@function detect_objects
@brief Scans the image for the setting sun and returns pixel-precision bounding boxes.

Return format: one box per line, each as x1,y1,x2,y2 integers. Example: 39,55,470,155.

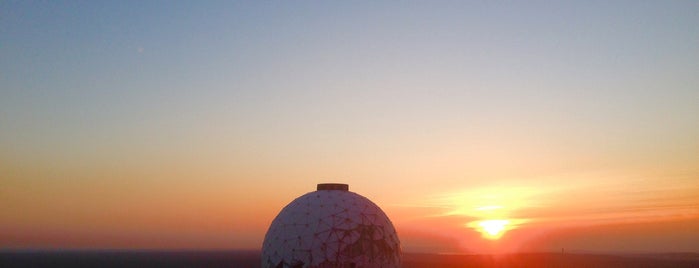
470,220,510,240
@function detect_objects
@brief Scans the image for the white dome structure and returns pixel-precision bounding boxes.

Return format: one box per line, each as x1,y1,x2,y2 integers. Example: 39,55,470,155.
261,183,401,268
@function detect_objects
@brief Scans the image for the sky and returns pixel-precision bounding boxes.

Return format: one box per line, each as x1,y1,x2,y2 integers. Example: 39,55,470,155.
1,1,698,253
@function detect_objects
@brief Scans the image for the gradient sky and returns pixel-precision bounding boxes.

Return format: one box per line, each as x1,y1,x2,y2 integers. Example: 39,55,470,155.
1,1,698,253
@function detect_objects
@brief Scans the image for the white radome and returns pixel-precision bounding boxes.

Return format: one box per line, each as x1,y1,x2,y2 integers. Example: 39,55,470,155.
261,183,401,268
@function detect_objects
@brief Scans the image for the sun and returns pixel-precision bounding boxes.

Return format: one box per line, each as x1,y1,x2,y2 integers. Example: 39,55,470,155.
476,219,509,239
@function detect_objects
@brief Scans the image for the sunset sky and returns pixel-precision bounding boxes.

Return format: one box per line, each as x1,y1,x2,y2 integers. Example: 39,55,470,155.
2,1,698,253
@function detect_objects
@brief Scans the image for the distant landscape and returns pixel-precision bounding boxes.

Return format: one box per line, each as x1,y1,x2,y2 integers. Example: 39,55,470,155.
2,250,699,268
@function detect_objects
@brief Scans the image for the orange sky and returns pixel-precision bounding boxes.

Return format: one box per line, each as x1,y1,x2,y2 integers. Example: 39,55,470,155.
3,153,698,252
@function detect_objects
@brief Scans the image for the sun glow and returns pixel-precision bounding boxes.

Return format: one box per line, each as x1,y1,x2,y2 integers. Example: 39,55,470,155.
436,186,540,242
469,219,510,239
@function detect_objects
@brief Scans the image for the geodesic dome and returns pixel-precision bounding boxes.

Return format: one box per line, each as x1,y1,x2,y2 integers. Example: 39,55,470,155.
261,183,401,268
